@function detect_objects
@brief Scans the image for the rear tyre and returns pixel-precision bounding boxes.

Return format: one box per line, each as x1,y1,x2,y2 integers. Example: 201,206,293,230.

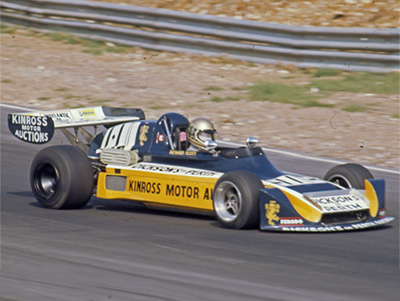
213,170,263,229
323,163,373,189
30,145,94,209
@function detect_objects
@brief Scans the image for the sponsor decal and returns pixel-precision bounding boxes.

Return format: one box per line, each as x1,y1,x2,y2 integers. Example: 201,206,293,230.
8,114,54,144
166,184,201,199
279,217,394,232
169,150,197,156
45,111,72,122
130,163,220,177
266,175,325,187
127,179,213,200
282,225,345,232
203,188,213,200
129,180,161,194
279,217,304,226
139,124,149,146
310,194,368,213
157,133,165,142
78,109,96,117
265,200,280,226
378,209,386,218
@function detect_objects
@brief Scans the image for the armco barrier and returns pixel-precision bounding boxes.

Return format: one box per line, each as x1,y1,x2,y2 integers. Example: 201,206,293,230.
1,0,399,72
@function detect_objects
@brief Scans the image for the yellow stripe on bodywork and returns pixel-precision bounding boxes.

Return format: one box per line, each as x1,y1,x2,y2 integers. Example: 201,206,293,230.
365,180,379,218
96,167,219,211
280,190,322,223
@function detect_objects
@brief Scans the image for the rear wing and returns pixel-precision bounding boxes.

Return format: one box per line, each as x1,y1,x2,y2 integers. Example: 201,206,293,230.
8,106,145,145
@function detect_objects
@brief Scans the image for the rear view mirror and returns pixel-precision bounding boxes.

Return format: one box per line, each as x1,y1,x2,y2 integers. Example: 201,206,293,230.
246,137,258,148
204,140,218,152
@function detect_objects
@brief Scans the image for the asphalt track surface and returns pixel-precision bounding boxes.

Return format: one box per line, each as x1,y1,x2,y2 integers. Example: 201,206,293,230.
1,103,399,301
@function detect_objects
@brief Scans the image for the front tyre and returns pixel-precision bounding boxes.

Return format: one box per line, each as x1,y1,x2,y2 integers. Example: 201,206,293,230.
213,170,263,229
30,145,94,209
323,163,373,189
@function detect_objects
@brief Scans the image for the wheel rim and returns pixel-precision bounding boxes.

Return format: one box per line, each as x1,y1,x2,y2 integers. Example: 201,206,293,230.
33,163,59,200
327,174,352,188
214,181,242,222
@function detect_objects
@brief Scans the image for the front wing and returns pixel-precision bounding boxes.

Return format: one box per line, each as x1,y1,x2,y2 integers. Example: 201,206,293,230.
259,178,395,232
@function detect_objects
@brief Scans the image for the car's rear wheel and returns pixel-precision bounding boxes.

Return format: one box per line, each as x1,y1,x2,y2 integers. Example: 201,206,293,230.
30,145,94,209
323,163,373,189
213,170,263,229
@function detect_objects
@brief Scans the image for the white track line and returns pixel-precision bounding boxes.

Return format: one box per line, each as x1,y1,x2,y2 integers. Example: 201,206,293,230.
2,102,399,175
1,102,38,111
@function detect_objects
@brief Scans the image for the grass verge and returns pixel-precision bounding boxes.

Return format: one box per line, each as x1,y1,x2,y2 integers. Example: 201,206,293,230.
0,23,16,34
204,86,224,91
342,104,368,112
313,68,342,78
310,72,399,94
247,72,398,110
48,32,129,55
249,82,333,108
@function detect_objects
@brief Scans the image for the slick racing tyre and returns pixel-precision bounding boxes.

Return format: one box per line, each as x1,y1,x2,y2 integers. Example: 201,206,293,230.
213,170,263,229
30,145,94,209
323,163,373,189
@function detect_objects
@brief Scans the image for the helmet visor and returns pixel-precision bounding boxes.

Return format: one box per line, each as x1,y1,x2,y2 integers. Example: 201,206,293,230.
198,130,216,142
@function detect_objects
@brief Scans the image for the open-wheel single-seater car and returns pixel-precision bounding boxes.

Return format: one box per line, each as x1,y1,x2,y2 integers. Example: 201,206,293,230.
8,106,394,232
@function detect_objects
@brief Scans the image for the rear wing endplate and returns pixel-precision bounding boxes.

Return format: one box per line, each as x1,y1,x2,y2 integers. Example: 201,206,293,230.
8,106,145,144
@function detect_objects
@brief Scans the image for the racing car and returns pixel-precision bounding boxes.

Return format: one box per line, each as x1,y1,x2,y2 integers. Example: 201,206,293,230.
8,106,394,232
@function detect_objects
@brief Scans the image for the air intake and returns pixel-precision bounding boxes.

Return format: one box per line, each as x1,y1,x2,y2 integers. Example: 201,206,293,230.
100,148,139,166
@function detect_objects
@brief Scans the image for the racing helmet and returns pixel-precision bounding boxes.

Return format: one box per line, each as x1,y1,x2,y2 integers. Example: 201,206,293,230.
188,118,217,151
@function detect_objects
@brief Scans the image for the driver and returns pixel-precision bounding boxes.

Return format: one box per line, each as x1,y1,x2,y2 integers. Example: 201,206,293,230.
187,118,217,152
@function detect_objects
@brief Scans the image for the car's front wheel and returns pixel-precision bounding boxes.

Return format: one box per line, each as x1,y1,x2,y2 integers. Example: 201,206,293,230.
213,170,263,229
323,163,373,189
30,145,94,209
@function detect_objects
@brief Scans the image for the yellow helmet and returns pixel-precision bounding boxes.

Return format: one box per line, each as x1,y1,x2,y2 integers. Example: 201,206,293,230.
188,118,216,151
